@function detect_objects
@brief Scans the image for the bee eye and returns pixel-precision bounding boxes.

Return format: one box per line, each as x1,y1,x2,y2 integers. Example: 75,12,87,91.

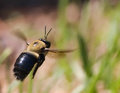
46,42,51,48
33,42,38,46
40,39,51,48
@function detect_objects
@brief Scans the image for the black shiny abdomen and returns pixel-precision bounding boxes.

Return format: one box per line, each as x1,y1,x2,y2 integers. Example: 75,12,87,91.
13,52,37,81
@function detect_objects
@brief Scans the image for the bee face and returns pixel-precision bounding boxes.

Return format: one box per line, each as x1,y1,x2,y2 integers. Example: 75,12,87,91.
27,40,46,53
40,39,51,48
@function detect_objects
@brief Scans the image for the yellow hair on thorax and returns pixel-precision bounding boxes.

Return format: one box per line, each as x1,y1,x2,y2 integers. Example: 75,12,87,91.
26,40,46,54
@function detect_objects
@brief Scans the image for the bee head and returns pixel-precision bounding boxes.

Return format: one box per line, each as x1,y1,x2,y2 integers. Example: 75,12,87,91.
27,26,52,53
39,26,52,48
40,39,51,48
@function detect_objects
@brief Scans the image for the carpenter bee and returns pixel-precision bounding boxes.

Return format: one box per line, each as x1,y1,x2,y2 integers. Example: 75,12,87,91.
13,27,74,81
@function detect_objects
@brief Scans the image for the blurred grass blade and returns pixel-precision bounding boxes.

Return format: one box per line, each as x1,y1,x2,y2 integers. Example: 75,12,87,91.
58,58,73,81
28,73,33,93
0,48,12,65
111,76,120,93
72,84,85,93
77,33,92,77
8,80,21,93
107,20,118,52
28,65,35,93
84,75,98,93
19,82,23,93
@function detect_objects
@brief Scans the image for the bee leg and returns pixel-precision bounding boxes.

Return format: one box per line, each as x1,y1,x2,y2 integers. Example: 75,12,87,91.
32,54,45,79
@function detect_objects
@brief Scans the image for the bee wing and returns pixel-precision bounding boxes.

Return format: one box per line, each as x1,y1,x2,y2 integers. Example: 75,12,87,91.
13,31,29,45
45,48,76,53
13,31,27,41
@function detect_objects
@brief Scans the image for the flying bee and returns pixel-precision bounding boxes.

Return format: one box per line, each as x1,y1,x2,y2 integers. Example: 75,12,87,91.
13,27,75,81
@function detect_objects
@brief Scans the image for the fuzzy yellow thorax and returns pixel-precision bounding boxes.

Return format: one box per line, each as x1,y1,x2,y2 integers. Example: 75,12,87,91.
26,40,46,54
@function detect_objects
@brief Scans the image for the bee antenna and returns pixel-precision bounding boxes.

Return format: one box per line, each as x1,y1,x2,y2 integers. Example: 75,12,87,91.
44,26,52,40
46,28,52,39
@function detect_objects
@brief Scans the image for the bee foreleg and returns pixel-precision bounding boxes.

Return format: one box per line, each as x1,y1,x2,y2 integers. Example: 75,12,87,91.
32,54,45,79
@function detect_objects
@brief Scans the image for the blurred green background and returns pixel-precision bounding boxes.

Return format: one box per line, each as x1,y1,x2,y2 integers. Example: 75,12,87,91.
0,0,120,93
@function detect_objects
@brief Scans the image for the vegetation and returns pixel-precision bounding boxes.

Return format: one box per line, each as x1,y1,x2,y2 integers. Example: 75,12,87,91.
0,0,120,93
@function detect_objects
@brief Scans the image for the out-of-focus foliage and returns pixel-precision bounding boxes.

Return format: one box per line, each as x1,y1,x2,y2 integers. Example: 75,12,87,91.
0,48,11,65
0,0,120,93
